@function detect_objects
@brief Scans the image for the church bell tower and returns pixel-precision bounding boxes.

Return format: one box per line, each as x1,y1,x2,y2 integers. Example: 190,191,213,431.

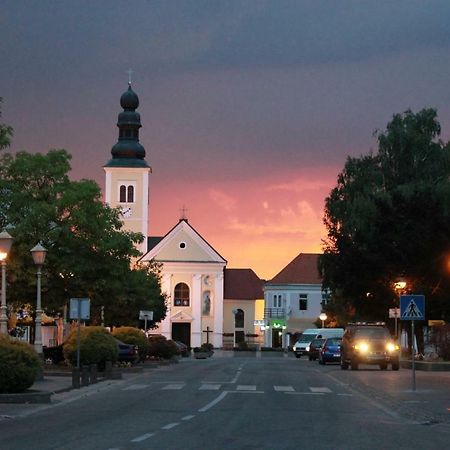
103,82,151,254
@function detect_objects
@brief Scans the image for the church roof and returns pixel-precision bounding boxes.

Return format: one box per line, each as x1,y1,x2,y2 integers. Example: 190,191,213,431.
267,253,322,285
139,219,227,265
104,83,151,169
224,268,264,300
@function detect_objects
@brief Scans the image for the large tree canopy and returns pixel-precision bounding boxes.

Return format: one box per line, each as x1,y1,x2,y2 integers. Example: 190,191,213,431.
0,149,167,326
320,108,450,324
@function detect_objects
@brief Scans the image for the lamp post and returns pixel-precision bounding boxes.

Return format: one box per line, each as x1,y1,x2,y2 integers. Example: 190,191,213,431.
319,313,327,328
0,230,13,335
31,243,47,355
394,280,407,339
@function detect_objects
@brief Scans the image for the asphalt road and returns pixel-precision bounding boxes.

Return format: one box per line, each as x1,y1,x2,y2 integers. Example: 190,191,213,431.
1,357,449,450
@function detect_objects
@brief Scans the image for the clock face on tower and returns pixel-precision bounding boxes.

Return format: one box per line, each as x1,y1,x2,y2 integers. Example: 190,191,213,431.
120,206,132,218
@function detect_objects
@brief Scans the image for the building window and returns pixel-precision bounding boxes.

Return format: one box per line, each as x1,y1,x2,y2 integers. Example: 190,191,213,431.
235,309,244,328
174,282,190,307
119,184,135,203
299,294,308,311
273,294,282,308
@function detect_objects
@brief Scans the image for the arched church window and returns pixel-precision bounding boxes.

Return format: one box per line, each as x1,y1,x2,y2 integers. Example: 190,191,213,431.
119,185,127,203
127,185,134,203
235,309,244,328
202,291,211,315
174,282,190,307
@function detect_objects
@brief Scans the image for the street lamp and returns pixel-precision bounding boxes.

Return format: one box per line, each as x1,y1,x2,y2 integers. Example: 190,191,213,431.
31,242,47,355
394,280,407,336
0,230,13,335
319,312,327,328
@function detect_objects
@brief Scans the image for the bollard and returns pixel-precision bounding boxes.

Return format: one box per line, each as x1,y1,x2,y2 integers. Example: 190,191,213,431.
72,367,80,389
81,365,90,386
105,360,112,379
89,364,98,384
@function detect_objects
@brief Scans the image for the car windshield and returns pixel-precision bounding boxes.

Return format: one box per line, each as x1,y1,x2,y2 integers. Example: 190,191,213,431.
299,334,316,342
326,338,341,345
355,328,389,339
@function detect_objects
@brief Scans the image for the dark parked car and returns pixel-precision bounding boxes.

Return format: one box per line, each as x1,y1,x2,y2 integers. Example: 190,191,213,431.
318,337,342,364
115,338,139,363
307,338,325,361
340,322,400,371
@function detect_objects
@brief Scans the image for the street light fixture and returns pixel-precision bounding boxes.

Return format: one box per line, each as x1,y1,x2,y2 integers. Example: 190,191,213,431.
319,312,327,328
0,230,13,335
31,242,47,355
394,280,407,339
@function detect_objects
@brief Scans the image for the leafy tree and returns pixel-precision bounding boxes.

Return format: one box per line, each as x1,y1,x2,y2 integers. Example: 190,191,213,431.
0,98,13,150
0,149,167,326
320,108,450,326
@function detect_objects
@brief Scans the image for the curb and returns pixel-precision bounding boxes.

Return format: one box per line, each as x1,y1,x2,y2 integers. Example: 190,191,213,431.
400,360,450,371
0,390,52,404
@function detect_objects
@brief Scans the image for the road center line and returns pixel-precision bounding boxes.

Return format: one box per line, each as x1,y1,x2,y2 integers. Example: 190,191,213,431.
162,422,179,430
131,433,154,442
181,415,195,421
198,391,228,412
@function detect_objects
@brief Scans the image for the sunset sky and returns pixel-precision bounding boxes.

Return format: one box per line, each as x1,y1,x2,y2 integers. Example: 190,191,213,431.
2,1,450,279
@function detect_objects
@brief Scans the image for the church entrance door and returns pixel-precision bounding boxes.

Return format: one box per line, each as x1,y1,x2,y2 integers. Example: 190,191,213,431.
172,322,191,347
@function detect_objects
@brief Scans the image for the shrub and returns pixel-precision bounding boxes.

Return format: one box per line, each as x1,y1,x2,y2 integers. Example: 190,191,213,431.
0,335,41,393
112,327,149,361
147,335,179,359
63,326,118,368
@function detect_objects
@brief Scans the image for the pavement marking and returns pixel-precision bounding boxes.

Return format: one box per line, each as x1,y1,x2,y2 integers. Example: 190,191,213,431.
162,422,179,430
182,415,195,421
285,392,324,395
122,384,149,391
131,433,155,442
274,386,295,392
162,383,185,390
310,387,332,393
237,385,256,391
337,393,353,397
200,383,221,390
199,391,228,412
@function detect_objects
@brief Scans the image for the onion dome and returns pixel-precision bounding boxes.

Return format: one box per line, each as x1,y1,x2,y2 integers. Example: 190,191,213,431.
104,83,150,168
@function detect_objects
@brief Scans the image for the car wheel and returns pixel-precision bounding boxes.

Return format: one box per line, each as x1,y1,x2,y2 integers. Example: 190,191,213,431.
392,362,400,371
350,360,358,370
379,363,388,370
308,355,313,361
340,356,348,370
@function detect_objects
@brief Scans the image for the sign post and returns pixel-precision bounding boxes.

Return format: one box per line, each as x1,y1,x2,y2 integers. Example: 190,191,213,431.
139,310,153,333
400,295,425,392
70,298,90,370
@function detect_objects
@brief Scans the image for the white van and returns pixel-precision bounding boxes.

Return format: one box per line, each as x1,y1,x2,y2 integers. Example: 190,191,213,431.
293,328,344,358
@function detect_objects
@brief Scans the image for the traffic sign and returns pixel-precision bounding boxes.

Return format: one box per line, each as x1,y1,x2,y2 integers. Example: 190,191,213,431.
70,298,90,320
400,295,425,320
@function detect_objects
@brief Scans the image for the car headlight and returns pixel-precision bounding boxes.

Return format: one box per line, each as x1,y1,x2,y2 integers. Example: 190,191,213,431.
386,342,399,353
354,342,369,353
306,345,310,352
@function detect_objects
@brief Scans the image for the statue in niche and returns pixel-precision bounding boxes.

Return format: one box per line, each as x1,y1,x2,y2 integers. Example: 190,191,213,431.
203,291,211,315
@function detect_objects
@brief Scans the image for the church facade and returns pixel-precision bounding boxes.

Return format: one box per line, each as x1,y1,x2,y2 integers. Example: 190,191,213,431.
103,84,264,348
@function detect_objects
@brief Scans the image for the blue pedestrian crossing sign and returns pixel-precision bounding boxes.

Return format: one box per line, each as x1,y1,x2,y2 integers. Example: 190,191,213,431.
400,295,425,320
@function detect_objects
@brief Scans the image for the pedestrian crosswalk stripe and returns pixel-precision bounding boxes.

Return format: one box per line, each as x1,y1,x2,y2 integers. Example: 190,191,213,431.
200,384,221,390
162,383,185,390
237,385,256,391
274,386,295,392
310,387,332,393
123,384,149,391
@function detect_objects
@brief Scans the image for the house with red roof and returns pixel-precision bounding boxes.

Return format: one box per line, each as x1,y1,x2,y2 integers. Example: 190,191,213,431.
263,253,325,348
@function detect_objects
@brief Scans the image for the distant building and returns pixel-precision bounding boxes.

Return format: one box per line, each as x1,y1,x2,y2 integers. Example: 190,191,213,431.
263,253,324,348
223,268,265,349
